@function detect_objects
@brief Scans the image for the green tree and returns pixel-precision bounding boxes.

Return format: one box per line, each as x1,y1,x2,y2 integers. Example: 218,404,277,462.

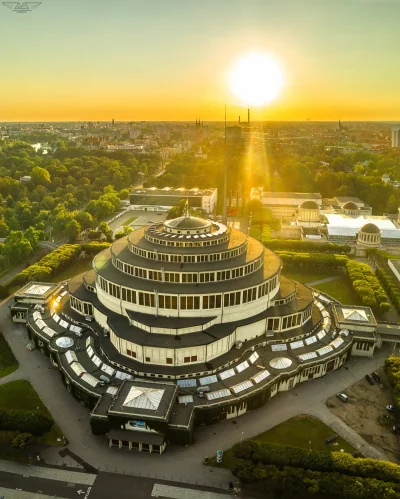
31,166,51,185
99,222,113,242
3,231,32,265
66,219,81,242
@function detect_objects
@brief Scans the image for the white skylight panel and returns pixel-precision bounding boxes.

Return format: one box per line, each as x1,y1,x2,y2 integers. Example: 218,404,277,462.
177,379,197,388
250,370,271,384
317,330,326,340
298,352,318,361
106,386,118,396
53,314,60,323
92,355,102,368
317,345,334,356
305,335,318,345
81,373,100,388
218,368,235,381
290,340,304,349
271,344,287,352
248,351,259,364
230,380,253,394
178,395,194,404
330,337,344,349
87,345,94,358
65,350,78,364
42,326,57,338
205,389,231,401
70,362,86,377
236,361,249,373
199,375,218,386
101,364,116,376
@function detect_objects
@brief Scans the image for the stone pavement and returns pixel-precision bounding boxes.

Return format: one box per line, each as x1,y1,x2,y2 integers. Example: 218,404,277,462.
0,296,394,488
0,366,25,385
0,458,96,485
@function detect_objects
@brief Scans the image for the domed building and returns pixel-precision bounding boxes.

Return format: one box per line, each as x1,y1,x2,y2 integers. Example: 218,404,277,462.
356,222,381,256
23,215,378,453
297,200,320,228
342,201,359,217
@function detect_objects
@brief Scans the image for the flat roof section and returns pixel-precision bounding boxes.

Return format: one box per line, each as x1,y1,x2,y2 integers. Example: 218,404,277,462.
15,281,62,300
108,380,177,421
261,192,322,200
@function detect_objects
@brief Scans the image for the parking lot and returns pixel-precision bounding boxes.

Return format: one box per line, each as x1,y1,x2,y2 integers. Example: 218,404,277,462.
327,367,399,462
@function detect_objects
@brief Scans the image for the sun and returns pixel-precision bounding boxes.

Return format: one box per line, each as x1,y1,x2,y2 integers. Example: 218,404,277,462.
228,52,284,107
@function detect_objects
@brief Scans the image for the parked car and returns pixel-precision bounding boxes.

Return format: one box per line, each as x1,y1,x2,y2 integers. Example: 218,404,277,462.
365,374,374,385
157,212,163,215
148,220,155,223
336,393,348,403
372,371,381,382
391,424,400,433
84,315,94,322
325,434,338,444
387,405,396,412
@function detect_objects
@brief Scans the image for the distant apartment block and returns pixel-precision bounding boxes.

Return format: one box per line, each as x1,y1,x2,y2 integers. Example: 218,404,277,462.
392,128,400,148
130,187,217,214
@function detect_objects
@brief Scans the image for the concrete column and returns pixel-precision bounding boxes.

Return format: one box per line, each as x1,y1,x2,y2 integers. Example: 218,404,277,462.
129,441,132,450
118,440,122,449
149,444,153,454
109,439,112,448
139,443,142,452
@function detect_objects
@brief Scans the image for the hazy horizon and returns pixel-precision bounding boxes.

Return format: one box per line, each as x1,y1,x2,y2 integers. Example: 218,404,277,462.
1,0,400,121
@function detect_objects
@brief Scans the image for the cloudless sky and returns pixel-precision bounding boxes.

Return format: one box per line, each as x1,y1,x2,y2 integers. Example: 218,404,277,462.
1,0,400,121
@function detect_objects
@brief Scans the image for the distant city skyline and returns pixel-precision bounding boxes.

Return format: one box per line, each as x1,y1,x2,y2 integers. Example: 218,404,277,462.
1,0,400,121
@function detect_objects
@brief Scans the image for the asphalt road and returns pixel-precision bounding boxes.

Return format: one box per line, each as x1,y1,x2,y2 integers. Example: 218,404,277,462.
0,471,235,499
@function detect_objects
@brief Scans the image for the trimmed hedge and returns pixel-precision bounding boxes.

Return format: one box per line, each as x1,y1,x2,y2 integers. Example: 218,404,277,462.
346,261,386,309
232,461,400,498
376,268,400,313
266,240,351,254
232,440,400,485
277,251,349,270
385,355,400,409
0,410,53,436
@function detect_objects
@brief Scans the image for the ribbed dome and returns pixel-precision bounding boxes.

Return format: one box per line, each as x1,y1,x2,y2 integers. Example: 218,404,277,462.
164,216,211,230
299,200,319,210
360,223,380,234
343,201,359,210
269,357,293,369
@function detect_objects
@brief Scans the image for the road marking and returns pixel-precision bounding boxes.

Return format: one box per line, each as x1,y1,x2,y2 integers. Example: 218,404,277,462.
151,484,229,499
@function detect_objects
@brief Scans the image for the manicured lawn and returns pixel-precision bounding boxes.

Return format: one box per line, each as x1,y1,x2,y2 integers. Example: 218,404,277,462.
313,278,362,305
0,380,63,446
49,259,92,283
207,415,356,468
123,216,138,226
0,333,18,378
282,268,341,285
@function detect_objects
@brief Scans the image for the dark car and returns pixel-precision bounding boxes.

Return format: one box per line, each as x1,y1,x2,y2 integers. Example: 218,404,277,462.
365,374,374,385
387,405,396,412
325,434,338,444
372,371,381,382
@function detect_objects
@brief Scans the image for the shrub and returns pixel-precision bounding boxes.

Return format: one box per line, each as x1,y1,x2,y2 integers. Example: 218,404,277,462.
11,432,32,448
0,410,53,436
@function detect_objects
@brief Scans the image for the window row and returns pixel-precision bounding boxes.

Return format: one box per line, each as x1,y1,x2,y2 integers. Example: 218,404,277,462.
112,254,263,284
145,233,230,247
97,272,281,311
128,242,246,263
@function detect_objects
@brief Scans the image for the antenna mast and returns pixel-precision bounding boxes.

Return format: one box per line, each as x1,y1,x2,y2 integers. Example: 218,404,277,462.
223,105,227,225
